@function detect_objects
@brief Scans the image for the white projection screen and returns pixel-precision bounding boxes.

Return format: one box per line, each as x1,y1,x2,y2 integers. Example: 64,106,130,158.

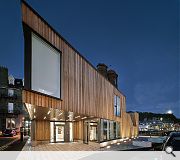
31,33,60,98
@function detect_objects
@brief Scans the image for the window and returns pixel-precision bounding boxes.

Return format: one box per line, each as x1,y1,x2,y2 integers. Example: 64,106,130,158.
109,121,114,139
8,75,14,85
114,95,121,116
8,103,13,113
8,89,14,97
103,120,108,140
31,33,61,98
6,118,15,129
100,119,121,141
116,122,121,138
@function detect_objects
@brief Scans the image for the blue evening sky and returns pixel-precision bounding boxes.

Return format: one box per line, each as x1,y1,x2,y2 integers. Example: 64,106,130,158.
0,0,179,117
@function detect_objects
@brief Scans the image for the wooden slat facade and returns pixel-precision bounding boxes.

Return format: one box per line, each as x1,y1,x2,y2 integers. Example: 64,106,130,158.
21,1,138,140
22,2,125,121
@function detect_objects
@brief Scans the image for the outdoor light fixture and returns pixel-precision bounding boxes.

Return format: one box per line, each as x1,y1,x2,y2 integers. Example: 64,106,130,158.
34,108,36,113
34,115,36,119
44,116,46,119
81,117,87,120
75,115,80,119
47,110,51,115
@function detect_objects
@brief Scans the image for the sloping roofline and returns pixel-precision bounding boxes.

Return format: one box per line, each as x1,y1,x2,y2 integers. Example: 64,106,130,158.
21,0,126,97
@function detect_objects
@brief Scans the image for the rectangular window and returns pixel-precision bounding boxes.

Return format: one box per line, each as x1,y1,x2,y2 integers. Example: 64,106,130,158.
114,95,121,116
103,120,108,140
116,122,121,138
8,89,14,97
6,118,15,129
8,103,13,113
32,33,61,98
109,121,114,139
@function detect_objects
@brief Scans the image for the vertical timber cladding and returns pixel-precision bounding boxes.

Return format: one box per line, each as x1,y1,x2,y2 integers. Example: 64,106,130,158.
21,2,126,121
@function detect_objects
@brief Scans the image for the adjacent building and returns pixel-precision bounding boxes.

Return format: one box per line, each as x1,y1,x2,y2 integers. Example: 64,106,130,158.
21,1,138,145
0,66,25,133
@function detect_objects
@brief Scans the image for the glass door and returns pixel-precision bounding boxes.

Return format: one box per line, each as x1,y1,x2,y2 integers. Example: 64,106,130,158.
56,125,64,142
90,125,97,141
83,122,89,144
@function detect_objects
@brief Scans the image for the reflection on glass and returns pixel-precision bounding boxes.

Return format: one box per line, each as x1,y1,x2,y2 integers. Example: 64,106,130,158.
6,118,16,129
90,123,97,141
100,119,121,141
103,120,107,140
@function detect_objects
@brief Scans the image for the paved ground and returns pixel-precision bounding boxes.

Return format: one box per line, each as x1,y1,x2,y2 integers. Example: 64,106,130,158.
23,140,100,151
99,140,152,151
4,136,28,151
22,139,151,151
0,135,19,147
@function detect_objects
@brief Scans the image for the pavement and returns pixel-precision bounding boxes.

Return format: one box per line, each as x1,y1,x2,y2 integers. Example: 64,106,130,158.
22,140,100,151
0,135,154,151
0,135,28,151
99,140,152,151
0,135,19,150
4,136,28,151
22,138,152,151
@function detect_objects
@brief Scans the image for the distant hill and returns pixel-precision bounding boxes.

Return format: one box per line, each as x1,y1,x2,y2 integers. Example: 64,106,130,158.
127,111,180,123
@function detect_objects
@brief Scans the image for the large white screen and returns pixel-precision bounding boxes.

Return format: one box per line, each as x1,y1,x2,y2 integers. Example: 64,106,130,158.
32,33,60,98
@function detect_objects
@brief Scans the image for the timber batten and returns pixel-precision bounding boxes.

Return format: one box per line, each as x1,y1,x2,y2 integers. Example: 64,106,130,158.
21,0,139,141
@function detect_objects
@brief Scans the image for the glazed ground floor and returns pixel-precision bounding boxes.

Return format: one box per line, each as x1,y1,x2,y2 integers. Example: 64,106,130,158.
30,118,121,144
25,104,138,144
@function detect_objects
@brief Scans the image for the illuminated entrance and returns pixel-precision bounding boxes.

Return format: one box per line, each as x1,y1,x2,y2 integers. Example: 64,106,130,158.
50,122,65,142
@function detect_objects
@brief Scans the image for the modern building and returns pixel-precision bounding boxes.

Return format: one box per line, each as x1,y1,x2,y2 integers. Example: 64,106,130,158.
0,66,26,133
21,1,139,145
